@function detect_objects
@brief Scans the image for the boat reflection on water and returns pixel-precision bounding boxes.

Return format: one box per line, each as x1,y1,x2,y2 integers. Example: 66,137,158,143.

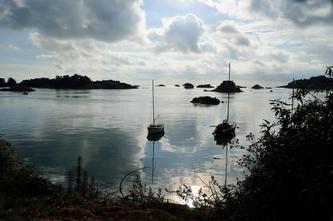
147,131,164,184
213,133,235,187
214,133,235,146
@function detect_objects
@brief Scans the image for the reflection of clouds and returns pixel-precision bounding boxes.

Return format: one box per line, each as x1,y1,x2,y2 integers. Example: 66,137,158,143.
143,137,244,193
16,126,144,185
0,89,148,185
164,118,199,150
0,87,289,193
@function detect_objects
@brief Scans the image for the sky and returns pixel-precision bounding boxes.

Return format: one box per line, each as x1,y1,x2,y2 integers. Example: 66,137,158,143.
0,0,332,83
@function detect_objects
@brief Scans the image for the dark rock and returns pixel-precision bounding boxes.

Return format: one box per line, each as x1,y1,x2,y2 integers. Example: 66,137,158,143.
265,87,272,89
183,83,194,89
175,84,180,87
212,81,243,93
191,96,220,105
252,84,264,89
197,84,214,88
156,84,166,87
279,75,333,90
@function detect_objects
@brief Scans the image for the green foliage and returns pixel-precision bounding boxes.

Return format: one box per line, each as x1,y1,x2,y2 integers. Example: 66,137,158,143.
0,139,60,200
66,156,101,199
6,77,17,87
325,65,333,78
171,176,236,221
0,78,5,86
123,175,165,207
220,67,333,221
171,67,333,221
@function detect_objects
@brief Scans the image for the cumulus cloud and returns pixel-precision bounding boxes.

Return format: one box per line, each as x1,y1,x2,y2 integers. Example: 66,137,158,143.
272,51,289,63
149,14,206,53
196,0,252,19
0,0,145,42
28,32,147,77
250,0,333,26
218,23,250,47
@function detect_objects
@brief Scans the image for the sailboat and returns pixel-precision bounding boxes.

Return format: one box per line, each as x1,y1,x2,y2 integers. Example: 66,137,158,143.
213,63,236,137
147,80,164,135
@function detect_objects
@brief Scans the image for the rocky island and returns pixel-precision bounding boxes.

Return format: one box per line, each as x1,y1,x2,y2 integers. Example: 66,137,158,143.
156,84,166,87
15,74,139,90
211,80,243,93
280,75,333,90
197,84,214,88
183,83,194,89
0,85,35,92
174,84,180,87
0,77,35,92
191,96,221,105
252,84,264,89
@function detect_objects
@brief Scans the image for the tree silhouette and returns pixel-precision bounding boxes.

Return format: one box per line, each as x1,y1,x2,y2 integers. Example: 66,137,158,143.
6,77,17,87
0,78,5,86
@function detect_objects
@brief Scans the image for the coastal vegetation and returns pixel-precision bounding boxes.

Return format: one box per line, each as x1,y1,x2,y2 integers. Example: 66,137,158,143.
0,74,139,91
21,74,139,89
0,141,194,220
174,67,333,221
0,77,35,92
280,75,333,89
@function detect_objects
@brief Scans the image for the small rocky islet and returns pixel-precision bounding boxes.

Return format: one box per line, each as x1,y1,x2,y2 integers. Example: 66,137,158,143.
211,80,243,93
251,84,264,89
196,84,214,88
191,96,221,105
183,83,194,89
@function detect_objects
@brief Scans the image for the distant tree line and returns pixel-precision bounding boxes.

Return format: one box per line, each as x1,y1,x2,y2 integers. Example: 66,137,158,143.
1,74,138,89
0,77,17,87
282,75,333,89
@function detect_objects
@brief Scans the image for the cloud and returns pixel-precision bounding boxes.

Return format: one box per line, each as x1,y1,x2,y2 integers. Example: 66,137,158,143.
250,0,333,26
28,32,147,77
149,14,206,53
196,0,252,19
272,51,289,63
217,23,251,47
0,0,145,42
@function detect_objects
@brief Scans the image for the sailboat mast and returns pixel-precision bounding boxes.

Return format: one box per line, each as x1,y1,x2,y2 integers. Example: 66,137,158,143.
228,63,231,81
225,146,228,187
227,63,231,122
152,141,155,184
152,80,155,124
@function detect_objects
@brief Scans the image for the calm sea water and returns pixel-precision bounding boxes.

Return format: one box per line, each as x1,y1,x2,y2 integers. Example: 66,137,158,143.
0,85,291,200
